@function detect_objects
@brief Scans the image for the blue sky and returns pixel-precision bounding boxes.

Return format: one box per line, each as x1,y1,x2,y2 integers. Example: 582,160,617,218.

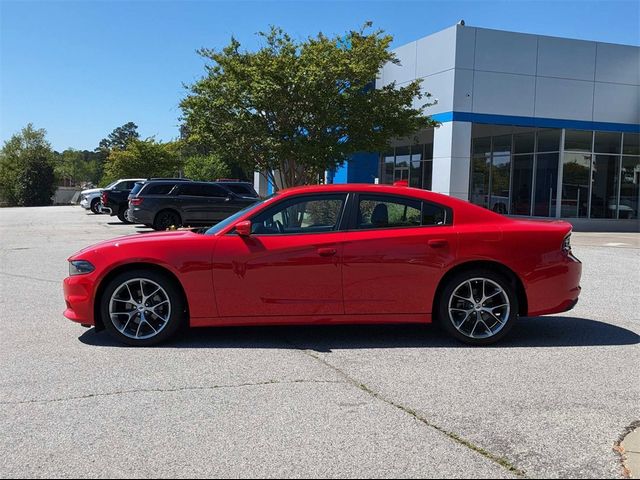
1,0,639,151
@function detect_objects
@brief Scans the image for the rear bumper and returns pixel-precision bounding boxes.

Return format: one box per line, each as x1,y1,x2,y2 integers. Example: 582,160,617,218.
130,208,155,225
63,275,96,325
526,253,582,317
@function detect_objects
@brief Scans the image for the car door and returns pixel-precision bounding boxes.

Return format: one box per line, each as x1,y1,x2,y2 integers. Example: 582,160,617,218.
213,193,348,318
341,193,458,315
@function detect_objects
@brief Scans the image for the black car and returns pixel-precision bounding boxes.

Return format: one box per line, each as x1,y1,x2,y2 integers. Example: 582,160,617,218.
129,180,259,230
100,178,145,223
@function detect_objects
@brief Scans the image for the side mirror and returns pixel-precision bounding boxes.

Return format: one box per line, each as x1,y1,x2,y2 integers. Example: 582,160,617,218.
235,220,252,236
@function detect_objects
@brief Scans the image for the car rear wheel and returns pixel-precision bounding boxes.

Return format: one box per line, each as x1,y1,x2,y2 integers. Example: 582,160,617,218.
438,270,518,345
117,209,133,224
153,210,181,231
100,269,185,346
90,198,101,214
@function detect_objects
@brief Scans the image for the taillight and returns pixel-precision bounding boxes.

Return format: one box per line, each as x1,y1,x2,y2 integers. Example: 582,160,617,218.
562,233,572,253
130,198,143,206
101,191,108,204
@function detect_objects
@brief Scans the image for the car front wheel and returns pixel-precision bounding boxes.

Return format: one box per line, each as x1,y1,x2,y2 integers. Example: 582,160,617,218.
438,270,518,345
90,198,101,214
100,269,186,346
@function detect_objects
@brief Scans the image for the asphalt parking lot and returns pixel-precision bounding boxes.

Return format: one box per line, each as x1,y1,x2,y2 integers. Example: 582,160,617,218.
0,206,638,479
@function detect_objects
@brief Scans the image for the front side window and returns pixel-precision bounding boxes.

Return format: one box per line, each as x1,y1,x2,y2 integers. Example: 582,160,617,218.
251,194,347,235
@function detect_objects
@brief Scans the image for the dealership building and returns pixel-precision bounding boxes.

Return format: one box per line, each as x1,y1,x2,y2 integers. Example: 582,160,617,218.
317,24,640,229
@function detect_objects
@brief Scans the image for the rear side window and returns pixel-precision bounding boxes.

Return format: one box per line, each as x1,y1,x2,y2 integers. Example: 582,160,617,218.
144,183,176,195
355,194,450,229
179,184,228,197
224,184,258,197
130,183,144,196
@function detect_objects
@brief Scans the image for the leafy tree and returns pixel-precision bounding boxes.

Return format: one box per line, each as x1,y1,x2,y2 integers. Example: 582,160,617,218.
54,149,106,186
0,124,56,206
98,122,140,152
183,153,231,181
181,23,436,190
101,138,182,184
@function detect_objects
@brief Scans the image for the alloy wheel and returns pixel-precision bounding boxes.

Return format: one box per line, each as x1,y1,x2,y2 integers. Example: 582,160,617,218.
108,278,172,340
447,277,510,339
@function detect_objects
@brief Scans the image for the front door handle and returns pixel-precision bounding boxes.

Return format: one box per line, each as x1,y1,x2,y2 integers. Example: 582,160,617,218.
428,239,448,248
317,247,337,257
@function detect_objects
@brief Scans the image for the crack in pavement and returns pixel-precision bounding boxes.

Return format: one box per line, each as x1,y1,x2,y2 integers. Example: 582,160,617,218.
0,271,59,284
288,344,527,478
0,379,346,406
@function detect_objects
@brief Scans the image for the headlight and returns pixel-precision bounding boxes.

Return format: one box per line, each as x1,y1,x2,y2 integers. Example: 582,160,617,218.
69,260,95,276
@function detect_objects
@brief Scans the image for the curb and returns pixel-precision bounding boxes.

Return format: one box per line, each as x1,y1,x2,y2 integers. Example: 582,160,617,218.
618,424,640,479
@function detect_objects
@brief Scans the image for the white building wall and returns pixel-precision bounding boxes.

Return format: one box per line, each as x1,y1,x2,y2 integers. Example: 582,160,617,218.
431,121,472,200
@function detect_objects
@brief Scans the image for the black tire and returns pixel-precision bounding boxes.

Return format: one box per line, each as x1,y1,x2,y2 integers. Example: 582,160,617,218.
90,198,101,214
153,209,181,231
437,269,518,345
117,208,133,224
100,268,186,346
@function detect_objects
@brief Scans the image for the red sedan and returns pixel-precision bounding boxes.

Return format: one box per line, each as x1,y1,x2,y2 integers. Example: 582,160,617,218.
63,184,582,346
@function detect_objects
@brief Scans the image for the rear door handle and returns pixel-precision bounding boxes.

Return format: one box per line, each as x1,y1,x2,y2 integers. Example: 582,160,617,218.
428,239,448,248
317,248,337,257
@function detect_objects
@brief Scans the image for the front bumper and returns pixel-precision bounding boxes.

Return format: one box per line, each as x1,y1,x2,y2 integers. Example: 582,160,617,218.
63,275,96,325
80,197,90,209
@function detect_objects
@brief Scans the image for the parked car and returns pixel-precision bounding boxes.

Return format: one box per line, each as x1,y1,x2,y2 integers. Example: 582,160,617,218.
63,183,582,347
128,180,259,230
214,180,259,198
79,179,136,214
100,178,146,223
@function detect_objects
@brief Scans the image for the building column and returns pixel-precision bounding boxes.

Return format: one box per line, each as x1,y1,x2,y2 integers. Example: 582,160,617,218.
253,171,270,197
431,121,472,200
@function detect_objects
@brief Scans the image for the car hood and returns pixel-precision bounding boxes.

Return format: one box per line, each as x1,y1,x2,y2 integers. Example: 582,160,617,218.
81,188,102,195
69,230,199,259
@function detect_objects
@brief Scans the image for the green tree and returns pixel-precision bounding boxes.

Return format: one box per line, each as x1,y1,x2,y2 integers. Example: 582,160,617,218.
183,153,231,181
180,23,436,190
101,138,182,184
0,124,56,206
97,122,140,152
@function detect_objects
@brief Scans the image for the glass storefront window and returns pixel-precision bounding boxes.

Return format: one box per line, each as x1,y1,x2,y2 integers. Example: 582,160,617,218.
383,151,394,185
534,153,559,217
623,133,640,155
565,130,593,152
537,129,561,152
409,145,422,189
511,155,533,215
394,146,410,182
422,160,433,190
560,152,591,217
514,133,535,154
620,156,640,219
490,154,511,214
492,135,512,156
471,155,491,209
472,137,491,157
590,155,620,218
594,132,622,154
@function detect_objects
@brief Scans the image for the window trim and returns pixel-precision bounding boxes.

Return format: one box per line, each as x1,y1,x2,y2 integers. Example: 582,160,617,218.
346,193,453,231
238,192,351,236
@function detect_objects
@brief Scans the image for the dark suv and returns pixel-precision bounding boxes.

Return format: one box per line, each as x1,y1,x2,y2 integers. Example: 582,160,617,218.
129,180,259,230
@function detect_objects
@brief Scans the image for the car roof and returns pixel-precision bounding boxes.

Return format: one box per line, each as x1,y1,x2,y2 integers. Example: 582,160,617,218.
274,184,507,225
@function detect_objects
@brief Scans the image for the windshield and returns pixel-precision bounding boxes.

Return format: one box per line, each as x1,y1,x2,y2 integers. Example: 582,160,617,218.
204,198,270,235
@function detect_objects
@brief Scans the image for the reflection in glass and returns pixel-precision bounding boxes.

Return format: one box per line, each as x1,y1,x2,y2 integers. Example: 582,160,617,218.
471,155,491,209
533,153,559,217
561,152,591,218
394,146,410,181
594,132,621,154
472,137,491,156
565,130,593,152
492,135,512,156
410,151,422,188
623,133,640,155
514,132,535,154
511,155,533,215
537,129,561,152
383,151,394,184
490,154,511,214
620,156,640,219
422,161,433,190
590,155,619,218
